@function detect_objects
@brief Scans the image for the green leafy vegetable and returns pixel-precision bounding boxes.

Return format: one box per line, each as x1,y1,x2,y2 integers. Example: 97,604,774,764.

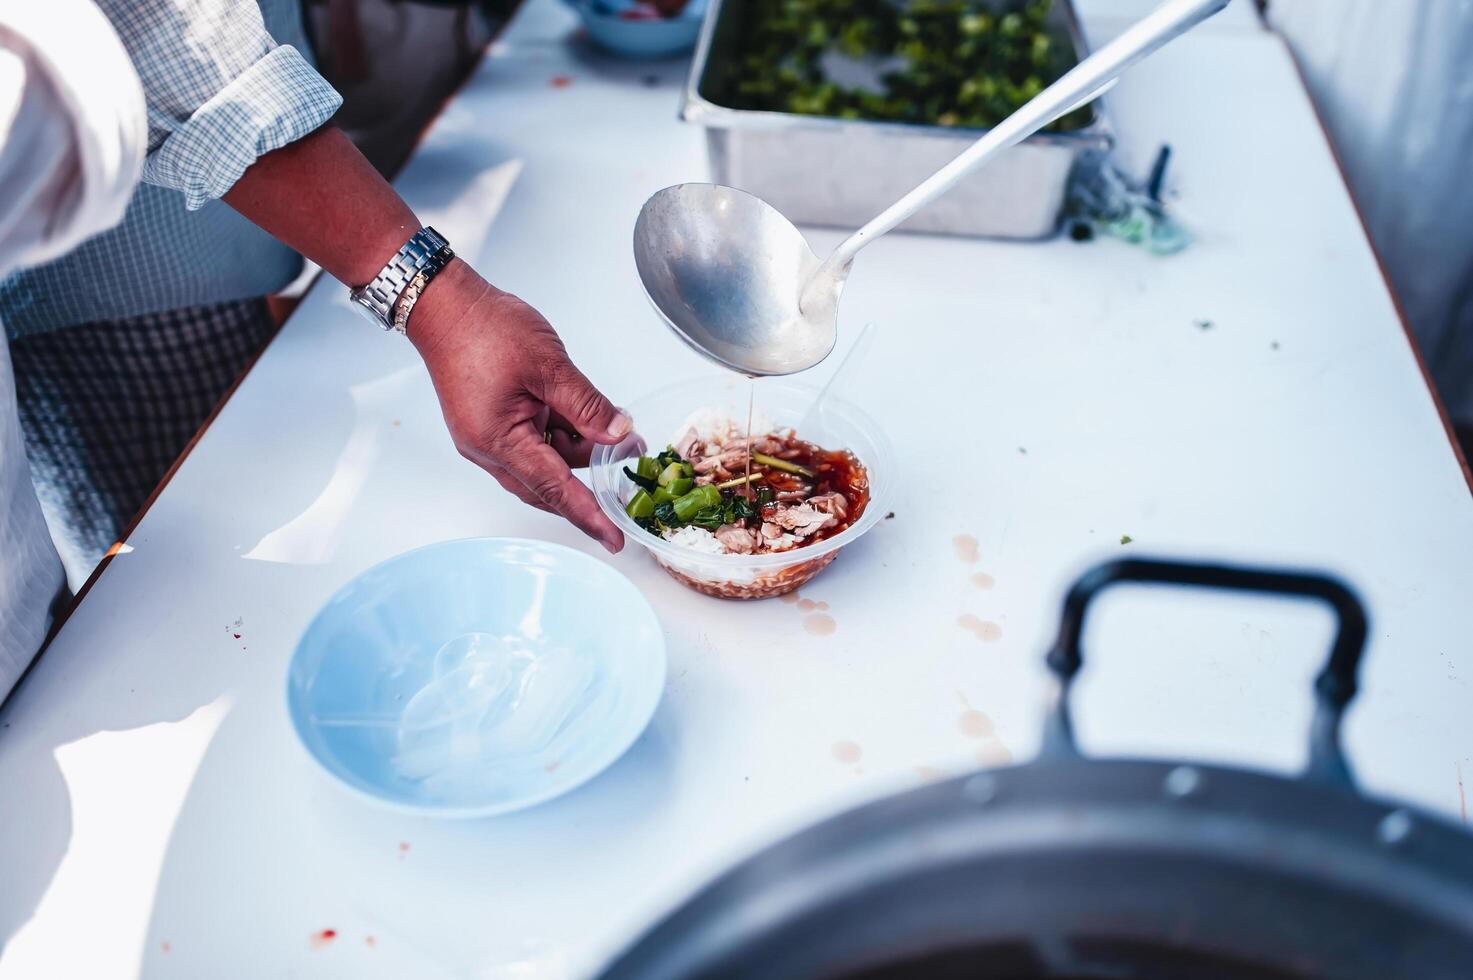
626,455,668,493
626,489,655,519
712,0,1089,132
657,461,693,487
673,484,723,522
654,448,687,472
689,508,726,531
727,495,759,522
627,443,806,540
695,511,727,531
624,464,658,493
688,491,761,531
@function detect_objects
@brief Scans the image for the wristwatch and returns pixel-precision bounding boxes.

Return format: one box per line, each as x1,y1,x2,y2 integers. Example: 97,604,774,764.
391,243,455,334
349,226,451,332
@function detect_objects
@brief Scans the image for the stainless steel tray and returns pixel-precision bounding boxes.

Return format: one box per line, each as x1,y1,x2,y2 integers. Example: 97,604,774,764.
680,0,1113,240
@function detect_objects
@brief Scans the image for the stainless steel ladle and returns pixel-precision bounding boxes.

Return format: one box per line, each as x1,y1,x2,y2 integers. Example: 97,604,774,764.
633,0,1229,376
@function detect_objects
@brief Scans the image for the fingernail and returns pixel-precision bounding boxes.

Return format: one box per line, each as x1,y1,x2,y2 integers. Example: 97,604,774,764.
606,411,632,440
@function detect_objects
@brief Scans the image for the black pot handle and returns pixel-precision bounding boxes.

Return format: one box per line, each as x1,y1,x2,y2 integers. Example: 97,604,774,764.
1042,557,1369,788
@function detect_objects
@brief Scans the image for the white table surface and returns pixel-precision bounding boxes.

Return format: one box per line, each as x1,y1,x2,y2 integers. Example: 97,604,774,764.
3,1,1471,977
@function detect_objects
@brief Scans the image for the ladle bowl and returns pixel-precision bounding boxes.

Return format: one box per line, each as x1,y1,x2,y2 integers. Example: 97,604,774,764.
633,183,835,376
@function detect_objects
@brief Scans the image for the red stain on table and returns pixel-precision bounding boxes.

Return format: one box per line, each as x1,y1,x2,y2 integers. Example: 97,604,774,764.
957,709,994,738
550,74,573,88
958,614,1002,642
398,841,410,858
310,928,337,949
160,941,171,954
365,935,377,949
975,740,1014,767
804,613,836,636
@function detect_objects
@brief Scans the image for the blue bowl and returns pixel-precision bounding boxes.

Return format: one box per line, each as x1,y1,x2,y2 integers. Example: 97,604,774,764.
568,0,706,59
287,538,666,818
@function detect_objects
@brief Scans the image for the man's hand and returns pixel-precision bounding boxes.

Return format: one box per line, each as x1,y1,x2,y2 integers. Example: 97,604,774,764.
406,257,629,553
223,127,628,549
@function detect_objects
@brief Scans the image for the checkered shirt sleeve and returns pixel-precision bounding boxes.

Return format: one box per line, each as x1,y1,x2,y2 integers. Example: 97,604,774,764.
95,0,343,210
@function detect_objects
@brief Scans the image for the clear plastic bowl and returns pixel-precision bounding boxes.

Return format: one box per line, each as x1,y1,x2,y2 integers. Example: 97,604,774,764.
591,375,892,599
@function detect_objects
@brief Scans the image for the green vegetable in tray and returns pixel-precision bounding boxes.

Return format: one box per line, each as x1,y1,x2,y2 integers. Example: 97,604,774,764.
711,0,1089,132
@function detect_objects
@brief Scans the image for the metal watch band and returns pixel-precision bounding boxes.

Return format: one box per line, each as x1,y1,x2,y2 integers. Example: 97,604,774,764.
349,226,450,330
390,243,455,334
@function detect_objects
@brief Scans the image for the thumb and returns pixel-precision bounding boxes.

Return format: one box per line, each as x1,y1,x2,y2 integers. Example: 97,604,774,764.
538,359,630,444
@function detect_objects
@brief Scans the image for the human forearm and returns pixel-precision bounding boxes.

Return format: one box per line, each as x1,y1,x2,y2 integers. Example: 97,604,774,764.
222,123,418,289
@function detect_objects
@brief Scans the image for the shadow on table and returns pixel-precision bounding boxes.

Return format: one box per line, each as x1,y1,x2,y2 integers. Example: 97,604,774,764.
131,685,680,973
0,307,411,962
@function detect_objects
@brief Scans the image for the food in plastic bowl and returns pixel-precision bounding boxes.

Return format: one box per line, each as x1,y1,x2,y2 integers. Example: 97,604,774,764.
590,376,891,599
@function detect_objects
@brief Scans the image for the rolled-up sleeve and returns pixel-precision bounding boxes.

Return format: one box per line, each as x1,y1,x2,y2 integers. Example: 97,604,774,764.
96,0,342,210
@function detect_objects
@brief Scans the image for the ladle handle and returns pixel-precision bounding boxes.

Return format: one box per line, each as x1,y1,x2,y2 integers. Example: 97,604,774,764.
807,0,1229,294
1041,558,1369,789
